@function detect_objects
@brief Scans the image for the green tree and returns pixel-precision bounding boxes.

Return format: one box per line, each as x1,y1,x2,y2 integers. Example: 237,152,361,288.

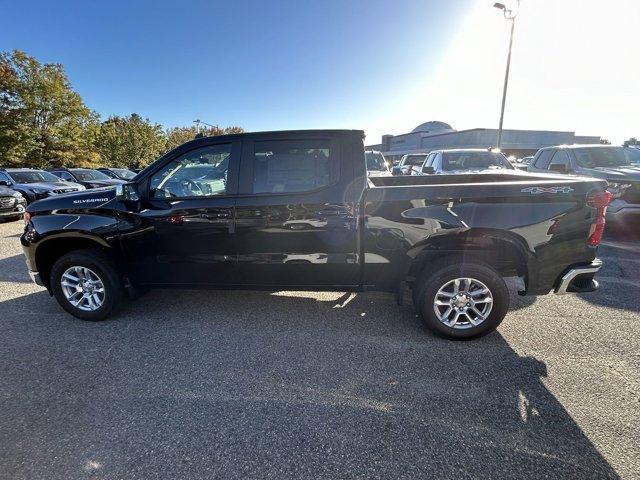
0,50,99,168
95,114,166,170
164,125,244,152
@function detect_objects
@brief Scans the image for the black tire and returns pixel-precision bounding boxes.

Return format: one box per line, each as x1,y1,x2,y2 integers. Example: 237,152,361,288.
413,259,509,340
50,249,124,321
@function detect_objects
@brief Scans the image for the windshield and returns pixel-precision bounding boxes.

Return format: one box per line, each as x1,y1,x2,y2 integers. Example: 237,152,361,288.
573,147,633,168
71,169,112,181
403,155,427,166
442,152,512,171
7,170,62,183
365,152,388,171
112,168,136,179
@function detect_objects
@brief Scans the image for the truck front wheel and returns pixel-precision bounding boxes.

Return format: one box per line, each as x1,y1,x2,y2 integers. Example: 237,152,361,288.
414,260,509,340
50,249,124,321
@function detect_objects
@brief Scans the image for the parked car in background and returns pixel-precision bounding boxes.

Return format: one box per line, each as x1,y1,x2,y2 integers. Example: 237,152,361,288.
365,150,391,177
0,168,85,204
528,144,640,224
511,156,533,171
391,153,428,175
624,146,640,166
22,129,608,340
97,167,137,181
48,168,127,189
0,184,27,221
413,149,515,175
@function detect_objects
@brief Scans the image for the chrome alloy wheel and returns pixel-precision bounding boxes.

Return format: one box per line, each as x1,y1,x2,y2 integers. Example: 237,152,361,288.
60,266,106,312
433,277,493,329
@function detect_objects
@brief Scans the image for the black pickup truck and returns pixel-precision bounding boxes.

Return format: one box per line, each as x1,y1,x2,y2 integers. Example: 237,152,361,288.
21,130,609,339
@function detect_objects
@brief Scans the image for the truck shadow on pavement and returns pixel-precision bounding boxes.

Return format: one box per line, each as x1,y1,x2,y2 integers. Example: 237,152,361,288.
0,286,619,479
0,254,32,283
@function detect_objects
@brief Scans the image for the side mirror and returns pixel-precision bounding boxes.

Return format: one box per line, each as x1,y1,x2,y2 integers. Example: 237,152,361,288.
0,180,9,186
115,182,140,202
549,164,569,174
422,165,435,174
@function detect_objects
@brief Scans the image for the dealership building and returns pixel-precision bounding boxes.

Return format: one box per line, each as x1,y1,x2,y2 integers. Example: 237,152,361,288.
366,121,601,162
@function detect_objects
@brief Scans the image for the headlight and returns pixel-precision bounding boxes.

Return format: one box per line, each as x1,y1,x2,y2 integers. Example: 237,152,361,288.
12,192,26,202
77,185,86,191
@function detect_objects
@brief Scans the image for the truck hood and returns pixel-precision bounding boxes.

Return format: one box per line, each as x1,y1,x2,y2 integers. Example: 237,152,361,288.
443,167,521,175
83,179,127,187
582,166,640,182
20,181,83,191
0,186,18,196
27,186,117,213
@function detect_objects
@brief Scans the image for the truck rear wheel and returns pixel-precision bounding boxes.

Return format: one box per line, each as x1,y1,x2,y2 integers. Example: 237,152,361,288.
414,260,509,340
50,249,124,321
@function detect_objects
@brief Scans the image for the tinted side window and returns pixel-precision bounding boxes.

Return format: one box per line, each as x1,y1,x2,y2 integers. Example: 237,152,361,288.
549,150,570,168
425,153,436,167
253,140,334,194
54,171,74,181
534,150,554,169
150,144,232,198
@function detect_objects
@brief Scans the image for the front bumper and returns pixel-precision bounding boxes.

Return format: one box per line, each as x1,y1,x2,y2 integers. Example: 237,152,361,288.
0,203,26,218
554,259,602,294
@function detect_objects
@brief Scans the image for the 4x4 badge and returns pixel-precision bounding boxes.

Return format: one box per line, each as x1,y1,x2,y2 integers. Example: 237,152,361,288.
521,186,574,194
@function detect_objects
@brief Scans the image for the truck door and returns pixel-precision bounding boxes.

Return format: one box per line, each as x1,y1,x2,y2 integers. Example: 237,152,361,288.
233,135,361,287
122,141,240,286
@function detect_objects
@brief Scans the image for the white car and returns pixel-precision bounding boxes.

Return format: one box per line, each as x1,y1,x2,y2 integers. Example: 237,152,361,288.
365,150,391,177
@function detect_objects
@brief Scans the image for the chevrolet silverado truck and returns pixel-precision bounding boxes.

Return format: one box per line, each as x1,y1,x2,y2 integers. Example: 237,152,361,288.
21,130,609,339
528,144,640,224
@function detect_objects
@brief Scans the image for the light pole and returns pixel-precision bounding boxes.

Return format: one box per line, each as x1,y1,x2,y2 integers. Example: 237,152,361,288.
193,119,218,133
494,1,519,149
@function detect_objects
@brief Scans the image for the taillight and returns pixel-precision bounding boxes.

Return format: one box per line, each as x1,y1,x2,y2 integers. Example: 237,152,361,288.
586,190,613,246
23,211,32,224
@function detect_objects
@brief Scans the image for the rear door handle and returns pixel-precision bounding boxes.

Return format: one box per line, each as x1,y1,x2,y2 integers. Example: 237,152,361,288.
202,212,230,219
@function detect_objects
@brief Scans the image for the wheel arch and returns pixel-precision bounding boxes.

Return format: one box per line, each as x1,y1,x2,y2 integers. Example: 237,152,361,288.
407,228,531,286
34,234,122,290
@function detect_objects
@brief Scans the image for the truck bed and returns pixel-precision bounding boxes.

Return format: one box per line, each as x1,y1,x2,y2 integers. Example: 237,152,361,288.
368,170,589,187
363,171,607,295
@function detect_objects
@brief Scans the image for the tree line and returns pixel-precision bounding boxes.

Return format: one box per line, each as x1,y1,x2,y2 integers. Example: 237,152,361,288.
0,50,243,170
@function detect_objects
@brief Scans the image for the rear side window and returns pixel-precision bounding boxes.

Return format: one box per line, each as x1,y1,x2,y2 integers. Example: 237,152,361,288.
253,140,334,194
534,150,554,169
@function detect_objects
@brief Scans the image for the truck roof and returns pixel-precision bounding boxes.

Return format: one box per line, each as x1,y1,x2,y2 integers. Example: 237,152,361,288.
433,148,500,153
545,144,626,150
196,129,365,141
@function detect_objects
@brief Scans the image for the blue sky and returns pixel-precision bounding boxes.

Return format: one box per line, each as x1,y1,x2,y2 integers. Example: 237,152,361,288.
2,0,638,144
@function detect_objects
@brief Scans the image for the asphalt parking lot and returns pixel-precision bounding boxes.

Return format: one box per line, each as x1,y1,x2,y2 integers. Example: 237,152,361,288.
0,220,638,480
